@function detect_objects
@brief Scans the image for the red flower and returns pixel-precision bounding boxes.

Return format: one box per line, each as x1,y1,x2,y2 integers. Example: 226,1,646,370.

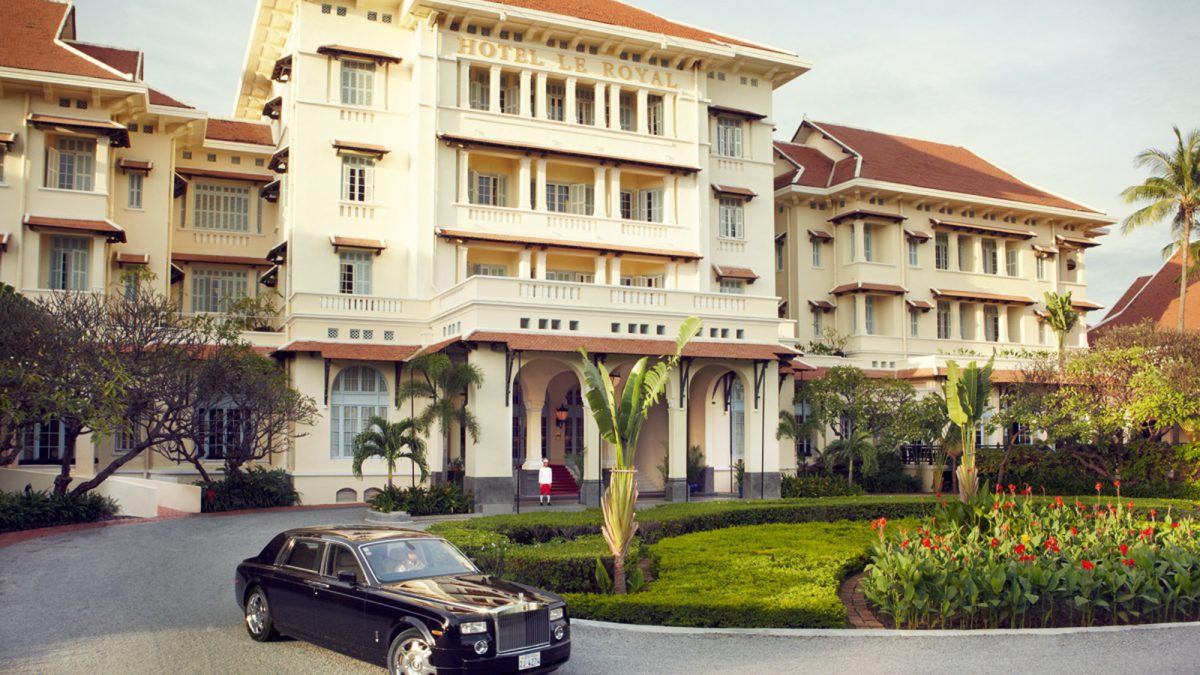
1004,501,1015,509
1126,502,1134,511
1009,483,1016,494
1114,479,1121,489
991,537,1000,548
921,538,933,549
1070,527,1078,536
1081,560,1095,571
1140,527,1154,540
1122,559,1136,567
1119,544,1129,555
1173,522,1181,529
205,488,217,503
1055,496,1064,508
901,540,911,549
1095,482,1103,492
1151,509,1158,519
1015,544,1027,554
1018,554,1036,562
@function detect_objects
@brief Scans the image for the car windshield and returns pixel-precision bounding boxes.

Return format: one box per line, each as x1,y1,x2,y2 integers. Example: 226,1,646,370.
360,538,478,583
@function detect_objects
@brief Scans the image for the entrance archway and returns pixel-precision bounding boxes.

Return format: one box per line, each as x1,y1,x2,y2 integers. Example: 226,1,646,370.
687,364,749,495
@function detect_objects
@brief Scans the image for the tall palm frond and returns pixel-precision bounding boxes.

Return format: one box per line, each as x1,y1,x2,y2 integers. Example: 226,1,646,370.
822,429,876,486
351,416,428,488
1043,291,1079,372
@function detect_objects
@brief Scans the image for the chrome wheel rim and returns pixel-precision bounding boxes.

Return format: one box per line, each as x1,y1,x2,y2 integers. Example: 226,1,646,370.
396,637,435,675
246,593,268,635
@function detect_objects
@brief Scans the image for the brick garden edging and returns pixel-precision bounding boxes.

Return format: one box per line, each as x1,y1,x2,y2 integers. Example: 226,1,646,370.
839,572,885,629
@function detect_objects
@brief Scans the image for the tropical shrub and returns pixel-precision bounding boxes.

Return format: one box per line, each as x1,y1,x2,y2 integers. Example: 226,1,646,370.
859,452,922,494
0,489,119,532
781,474,865,498
369,483,472,516
198,467,298,513
864,484,1200,628
979,442,1200,499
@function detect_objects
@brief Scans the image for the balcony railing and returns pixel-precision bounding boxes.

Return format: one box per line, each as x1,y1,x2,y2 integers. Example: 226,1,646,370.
455,203,685,248
290,293,407,317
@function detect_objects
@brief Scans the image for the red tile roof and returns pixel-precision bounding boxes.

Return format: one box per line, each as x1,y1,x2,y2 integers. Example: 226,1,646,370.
1091,248,1200,338
774,142,835,189
0,0,126,81
712,265,759,281
482,0,787,54
171,252,272,267
66,41,141,78
274,341,420,362
775,122,1102,214
331,236,387,251
148,88,194,109
205,119,274,147
467,331,795,360
24,215,126,242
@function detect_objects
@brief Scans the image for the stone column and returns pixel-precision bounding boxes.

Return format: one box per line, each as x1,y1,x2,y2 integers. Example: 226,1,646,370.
518,156,532,211
565,76,577,124
534,250,548,280
855,293,868,336
534,158,547,211
535,72,548,120
664,175,677,224
488,65,501,113
609,167,622,219
457,149,470,203
593,255,608,285
608,84,621,129
458,60,470,108
664,94,676,137
456,245,469,283
518,70,532,117
664,261,678,289
609,256,623,286
592,166,606,218
851,222,863,262
664,375,688,502
523,396,544,469
593,82,607,129
517,249,532,279
581,375,604,507
743,362,782,499
636,89,649,134
464,348,515,513
997,305,1009,343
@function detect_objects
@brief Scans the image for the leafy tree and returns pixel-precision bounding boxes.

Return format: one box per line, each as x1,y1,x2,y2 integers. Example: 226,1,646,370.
579,317,700,594
945,358,994,503
1119,126,1200,331
991,355,1058,484
397,353,483,479
1043,291,1079,372
351,416,428,489
822,430,876,486
800,367,926,455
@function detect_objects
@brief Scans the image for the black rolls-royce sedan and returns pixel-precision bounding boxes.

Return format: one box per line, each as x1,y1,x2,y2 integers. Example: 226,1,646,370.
235,526,571,674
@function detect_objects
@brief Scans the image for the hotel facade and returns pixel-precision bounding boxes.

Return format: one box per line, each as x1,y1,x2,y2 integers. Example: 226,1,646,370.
2,0,1111,512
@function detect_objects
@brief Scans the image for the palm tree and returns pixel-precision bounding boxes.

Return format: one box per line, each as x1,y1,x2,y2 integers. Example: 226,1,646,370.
397,353,483,479
351,416,428,488
1120,126,1200,331
1043,291,1079,372
822,429,876,487
945,358,994,503
579,317,700,594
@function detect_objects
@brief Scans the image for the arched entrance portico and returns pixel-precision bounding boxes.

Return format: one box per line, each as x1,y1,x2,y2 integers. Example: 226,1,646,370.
511,357,588,499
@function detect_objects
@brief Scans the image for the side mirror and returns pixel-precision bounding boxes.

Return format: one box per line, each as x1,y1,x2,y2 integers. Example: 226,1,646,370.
337,571,358,585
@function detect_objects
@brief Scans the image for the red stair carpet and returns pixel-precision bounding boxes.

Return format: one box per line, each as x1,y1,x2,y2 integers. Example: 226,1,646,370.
547,464,579,496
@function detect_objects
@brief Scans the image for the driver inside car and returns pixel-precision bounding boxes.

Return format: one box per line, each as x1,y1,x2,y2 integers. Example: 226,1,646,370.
390,544,425,574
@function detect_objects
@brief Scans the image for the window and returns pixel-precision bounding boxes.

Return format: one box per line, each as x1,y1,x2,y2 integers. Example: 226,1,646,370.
341,156,375,202
718,199,744,239
647,95,664,135
546,270,594,283
618,91,635,131
1012,422,1032,445
812,241,822,267
716,117,742,157
935,233,949,270
958,235,972,272
984,305,1000,342
339,251,372,295
284,540,326,572
863,225,876,262
546,183,593,215
776,241,784,272
340,60,375,106
730,379,745,463
193,183,253,232
329,366,388,459
468,170,508,206
471,264,509,277
191,269,248,313
910,309,920,337
794,402,813,458
46,137,96,191
127,172,143,209
469,67,490,110
621,188,662,222
1038,321,1047,345
546,80,565,121
500,73,520,114
325,544,365,579
959,304,973,340
982,239,998,275
21,419,66,463
1006,248,1019,276
908,238,919,267
576,84,595,124
620,275,662,288
812,309,823,336
197,404,244,459
1036,256,1046,280
48,236,90,290
864,296,876,335
850,296,858,334
719,279,745,295
937,301,951,339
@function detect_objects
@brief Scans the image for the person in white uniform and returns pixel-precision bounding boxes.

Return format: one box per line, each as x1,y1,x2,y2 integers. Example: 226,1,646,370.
538,458,553,506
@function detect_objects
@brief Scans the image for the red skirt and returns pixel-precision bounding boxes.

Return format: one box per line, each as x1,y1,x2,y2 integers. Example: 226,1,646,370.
539,483,552,495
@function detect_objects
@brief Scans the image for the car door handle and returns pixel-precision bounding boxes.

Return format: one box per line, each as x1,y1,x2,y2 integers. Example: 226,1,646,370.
305,580,330,589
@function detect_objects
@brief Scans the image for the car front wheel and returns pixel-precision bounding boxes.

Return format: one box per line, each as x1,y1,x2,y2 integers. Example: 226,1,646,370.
244,587,279,642
388,628,437,675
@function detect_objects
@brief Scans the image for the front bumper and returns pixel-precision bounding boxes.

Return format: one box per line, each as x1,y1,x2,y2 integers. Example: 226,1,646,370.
431,640,571,674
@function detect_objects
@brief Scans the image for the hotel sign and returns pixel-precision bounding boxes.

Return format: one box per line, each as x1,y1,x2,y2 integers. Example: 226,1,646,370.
456,37,680,89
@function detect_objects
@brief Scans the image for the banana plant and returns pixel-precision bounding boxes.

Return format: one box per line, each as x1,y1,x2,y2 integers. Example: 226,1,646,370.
945,357,994,503
578,316,701,594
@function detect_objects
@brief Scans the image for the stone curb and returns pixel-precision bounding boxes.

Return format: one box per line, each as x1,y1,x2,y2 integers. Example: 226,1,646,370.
570,618,1200,637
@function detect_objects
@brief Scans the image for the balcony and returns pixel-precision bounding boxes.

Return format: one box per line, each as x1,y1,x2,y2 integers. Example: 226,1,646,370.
455,203,686,249
289,293,408,319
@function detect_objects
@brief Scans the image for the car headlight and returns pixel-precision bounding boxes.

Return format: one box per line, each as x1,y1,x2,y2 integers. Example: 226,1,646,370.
461,621,488,635
549,607,564,621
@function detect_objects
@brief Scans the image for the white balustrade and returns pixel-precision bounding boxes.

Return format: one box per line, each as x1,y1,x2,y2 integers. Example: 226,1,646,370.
519,282,581,301
693,294,746,312
317,294,403,314
610,287,666,306
191,231,252,248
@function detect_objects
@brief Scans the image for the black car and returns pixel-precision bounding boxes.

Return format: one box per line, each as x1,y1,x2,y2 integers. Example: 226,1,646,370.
235,525,571,674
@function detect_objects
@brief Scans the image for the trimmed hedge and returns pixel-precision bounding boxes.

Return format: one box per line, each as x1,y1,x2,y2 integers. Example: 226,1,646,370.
197,467,298,513
564,522,899,628
781,474,865,498
0,489,119,533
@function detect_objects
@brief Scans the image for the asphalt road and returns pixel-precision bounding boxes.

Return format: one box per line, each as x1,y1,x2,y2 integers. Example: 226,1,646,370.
2,507,1199,674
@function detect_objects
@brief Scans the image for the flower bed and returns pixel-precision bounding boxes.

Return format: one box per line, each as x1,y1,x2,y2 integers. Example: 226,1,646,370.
864,485,1200,628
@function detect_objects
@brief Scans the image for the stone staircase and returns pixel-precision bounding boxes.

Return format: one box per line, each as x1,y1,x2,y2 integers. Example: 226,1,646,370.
547,464,579,496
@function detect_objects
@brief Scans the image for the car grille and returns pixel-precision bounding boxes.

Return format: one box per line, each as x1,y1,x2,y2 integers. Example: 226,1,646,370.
495,607,550,654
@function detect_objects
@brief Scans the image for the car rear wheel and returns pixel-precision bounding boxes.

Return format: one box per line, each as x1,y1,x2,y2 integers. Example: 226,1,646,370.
388,628,437,675
244,587,279,642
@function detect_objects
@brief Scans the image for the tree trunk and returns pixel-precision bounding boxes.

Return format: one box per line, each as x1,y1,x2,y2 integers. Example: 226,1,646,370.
612,553,627,596
191,458,212,483
71,445,149,495
1179,217,1192,332
848,457,855,487
53,429,82,495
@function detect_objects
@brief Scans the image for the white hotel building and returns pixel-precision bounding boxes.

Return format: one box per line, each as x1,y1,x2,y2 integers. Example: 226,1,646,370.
1,0,1111,511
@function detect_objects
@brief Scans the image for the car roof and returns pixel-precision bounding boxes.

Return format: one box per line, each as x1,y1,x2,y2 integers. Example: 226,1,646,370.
281,525,442,544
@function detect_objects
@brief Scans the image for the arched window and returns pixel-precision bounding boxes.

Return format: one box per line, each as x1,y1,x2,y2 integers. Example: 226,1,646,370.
330,366,388,459
335,488,358,503
730,378,745,463
364,487,382,501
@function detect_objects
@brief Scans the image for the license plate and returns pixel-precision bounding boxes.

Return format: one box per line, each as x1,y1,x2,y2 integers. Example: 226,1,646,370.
518,652,541,670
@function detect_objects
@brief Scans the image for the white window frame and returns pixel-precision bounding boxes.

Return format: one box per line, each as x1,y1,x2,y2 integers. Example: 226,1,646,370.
984,305,1000,342
716,117,743,157
339,59,375,107
935,233,949,270
45,136,96,191
812,241,822,267
546,80,566,121
850,296,858,334
191,268,249,314
193,182,254,232
48,235,90,291
620,275,663,289
197,404,244,460
469,67,490,111
575,85,595,125
329,366,388,459
339,251,373,295
1007,248,1019,277
718,198,744,239
500,72,521,115
864,296,876,335
982,239,999,275
618,91,635,131
719,279,745,295
776,242,785,272
908,238,919,267
910,309,919,337
545,270,594,283
622,188,663,223
937,300,951,339
959,303,973,340
471,263,509,277
127,171,143,209
1036,256,1047,280
812,309,823,337
341,155,375,203
467,170,508,207
647,94,664,136
863,225,875,262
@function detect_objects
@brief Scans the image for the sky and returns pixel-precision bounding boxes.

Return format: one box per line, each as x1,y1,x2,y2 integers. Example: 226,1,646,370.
73,0,1200,310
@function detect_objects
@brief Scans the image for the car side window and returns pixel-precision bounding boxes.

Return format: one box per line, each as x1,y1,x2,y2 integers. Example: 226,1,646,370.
325,544,365,581
283,539,325,572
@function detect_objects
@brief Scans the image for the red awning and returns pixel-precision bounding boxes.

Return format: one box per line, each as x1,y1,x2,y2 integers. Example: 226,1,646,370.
712,264,759,282
331,235,387,253
171,252,272,267
27,113,130,148
830,282,906,296
24,215,125,242
274,341,419,362
707,105,766,121
829,209,906,225
176,167,275,183
930,288,1036,305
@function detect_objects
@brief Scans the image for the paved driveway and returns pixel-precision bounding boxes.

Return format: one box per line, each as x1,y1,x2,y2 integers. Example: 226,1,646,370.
2,507,1199,674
